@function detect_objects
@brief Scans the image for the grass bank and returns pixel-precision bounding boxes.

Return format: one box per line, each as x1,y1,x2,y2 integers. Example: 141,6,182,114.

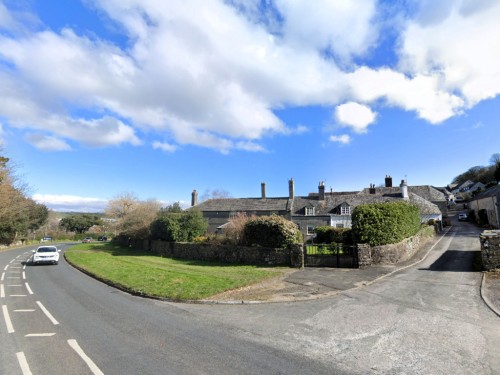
65,242,285,300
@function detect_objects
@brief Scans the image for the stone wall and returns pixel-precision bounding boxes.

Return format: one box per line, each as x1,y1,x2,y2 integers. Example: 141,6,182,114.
369,227,434,265
133,240,304,267
480,230,500,270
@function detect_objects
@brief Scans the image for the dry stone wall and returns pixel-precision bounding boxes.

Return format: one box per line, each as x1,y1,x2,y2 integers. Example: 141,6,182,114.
480,230,500,270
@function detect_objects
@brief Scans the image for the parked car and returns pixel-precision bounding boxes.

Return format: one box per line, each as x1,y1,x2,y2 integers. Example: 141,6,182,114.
40,236,53,242
97,236,108,241
32,246,60,265
458,213,468,221
82,237,93,243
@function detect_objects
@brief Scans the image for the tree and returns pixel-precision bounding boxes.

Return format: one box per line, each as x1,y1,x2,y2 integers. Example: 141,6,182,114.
60,214,102,234
150,208,207,242
0,154,48,244
495,163,500,183
200,189,232,202
489,153,500,166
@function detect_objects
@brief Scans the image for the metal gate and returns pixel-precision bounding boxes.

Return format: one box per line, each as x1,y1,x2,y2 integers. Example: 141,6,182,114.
304,244,359,268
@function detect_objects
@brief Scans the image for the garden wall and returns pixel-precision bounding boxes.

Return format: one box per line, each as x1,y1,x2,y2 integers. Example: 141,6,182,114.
369,226,435,265
122,238,303,267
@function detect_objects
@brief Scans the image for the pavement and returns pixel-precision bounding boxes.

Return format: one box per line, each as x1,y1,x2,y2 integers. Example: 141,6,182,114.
206,228,500,317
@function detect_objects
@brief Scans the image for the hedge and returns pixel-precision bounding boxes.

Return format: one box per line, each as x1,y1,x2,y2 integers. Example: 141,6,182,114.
314,226,353,244
351,201,421,246
244,215,302,248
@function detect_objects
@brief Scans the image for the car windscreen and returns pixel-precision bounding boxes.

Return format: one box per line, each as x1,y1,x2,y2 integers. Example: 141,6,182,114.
37,247,57,253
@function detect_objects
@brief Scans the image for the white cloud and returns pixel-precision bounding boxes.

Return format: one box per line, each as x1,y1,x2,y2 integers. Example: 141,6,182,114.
0,0,499,151
152,141,177,153
335,102,377,133
329,134,351,145
26,134,72,151
32,194,108,212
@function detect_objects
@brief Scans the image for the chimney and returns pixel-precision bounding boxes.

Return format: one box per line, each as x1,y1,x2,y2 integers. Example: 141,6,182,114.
318,181,325,201
369,184,376,194
400,180,409,199
191,189,198,206
385,175,393,188
261,182,266,199
289,178,295,199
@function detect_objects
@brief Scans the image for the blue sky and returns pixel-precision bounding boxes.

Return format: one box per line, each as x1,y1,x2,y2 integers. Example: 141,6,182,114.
0,0,499,212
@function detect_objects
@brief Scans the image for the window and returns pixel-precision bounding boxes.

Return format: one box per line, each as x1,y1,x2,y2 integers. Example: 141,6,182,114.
340,205,351,215
307,225,315,235
305,207,315,216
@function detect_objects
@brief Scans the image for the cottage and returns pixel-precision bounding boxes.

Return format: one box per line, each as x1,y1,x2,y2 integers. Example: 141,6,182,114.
467,184,500,228
192,177,442,241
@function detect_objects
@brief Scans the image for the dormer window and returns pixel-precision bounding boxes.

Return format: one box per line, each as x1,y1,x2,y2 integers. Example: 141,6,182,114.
340,205,351,215
305,207,315,216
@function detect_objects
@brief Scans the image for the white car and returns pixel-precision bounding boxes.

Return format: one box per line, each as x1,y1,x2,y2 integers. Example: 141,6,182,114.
458,213,468,221
32,246,60,265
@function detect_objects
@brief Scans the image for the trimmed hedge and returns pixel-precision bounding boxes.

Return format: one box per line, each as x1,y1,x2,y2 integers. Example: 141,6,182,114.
244,215,302,248
351,201,421,246
314,226,353,244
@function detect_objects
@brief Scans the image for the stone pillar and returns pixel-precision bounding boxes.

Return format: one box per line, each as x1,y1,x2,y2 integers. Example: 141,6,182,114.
357,243,372,267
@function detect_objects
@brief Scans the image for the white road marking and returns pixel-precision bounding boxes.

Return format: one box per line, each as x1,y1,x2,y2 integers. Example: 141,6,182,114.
15,309,36,312
9,259,15,264
36,301,59,325
8,284,22,286
1,272,4,281
7,277,20,279
16,352,33,375
68,339,104,375
2,305,15,333
3,265,8,271
25,283,33,295
25,333,56,337
22,272,26,280
23,264,26,270
0,284,4,298
10,295,27,297
11,266,21,269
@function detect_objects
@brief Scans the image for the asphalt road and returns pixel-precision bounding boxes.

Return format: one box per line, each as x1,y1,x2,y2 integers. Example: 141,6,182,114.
1,220,499,374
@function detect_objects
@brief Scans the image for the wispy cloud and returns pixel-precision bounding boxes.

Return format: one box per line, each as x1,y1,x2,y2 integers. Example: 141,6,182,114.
32,194,108,212
329,134,351,145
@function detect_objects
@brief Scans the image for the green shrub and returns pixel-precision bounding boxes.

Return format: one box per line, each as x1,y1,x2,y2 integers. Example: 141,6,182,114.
314,226,353,244
150,209,207,242
244,215,301,248
351,201,421,246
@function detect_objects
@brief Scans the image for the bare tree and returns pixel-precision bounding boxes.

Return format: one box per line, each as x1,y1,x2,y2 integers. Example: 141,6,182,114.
200,189,232,202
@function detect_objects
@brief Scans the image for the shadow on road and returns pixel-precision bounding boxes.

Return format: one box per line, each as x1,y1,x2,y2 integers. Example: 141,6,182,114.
418,250,481,272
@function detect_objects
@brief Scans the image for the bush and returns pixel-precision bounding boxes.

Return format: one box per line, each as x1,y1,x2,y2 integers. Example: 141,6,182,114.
244,215,301,248
314,226,353,244
351,201,421,246
150,209,207,242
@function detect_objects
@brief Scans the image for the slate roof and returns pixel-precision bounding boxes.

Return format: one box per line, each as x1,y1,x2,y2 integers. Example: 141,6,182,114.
468,184,500,201
292,192,441,216
193,197,291,212
359,185,446,202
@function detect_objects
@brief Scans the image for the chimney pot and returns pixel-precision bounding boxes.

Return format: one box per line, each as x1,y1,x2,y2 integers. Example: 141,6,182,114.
385,175,393,188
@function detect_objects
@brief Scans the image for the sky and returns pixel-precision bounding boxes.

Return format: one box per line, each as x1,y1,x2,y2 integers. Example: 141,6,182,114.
0,0,499,212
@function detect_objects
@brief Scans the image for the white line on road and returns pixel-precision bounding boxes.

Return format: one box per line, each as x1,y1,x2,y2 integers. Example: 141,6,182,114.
3,265,8,271
68,339,104,375
8,284,22,286
2,305,15,333
16,352,33,375
25,282,33,295
36,301,59,325
23,264,26,270
1,272,4,281
9,259,15,264
15,309,35,312
25,333,56,337
22,272,26,280
0,284,4,298
10,295,27,297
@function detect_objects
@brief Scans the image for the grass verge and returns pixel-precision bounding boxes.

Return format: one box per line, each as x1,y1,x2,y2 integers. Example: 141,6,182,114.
65,242,285,301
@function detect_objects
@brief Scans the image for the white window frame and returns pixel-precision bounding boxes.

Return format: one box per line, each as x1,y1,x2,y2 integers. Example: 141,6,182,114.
340,205,351,215
305,207,315,216
307,225,315,235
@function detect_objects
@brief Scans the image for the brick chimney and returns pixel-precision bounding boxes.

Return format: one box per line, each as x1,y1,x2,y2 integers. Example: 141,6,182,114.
289,178,295,199
369,184,376,194
385,175,393,187
261,182,266,199
400,180,409,200
191,189,198,206
318,181,325,201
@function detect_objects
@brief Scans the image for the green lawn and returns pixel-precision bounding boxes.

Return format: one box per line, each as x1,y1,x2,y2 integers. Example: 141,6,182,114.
65,242,283,300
